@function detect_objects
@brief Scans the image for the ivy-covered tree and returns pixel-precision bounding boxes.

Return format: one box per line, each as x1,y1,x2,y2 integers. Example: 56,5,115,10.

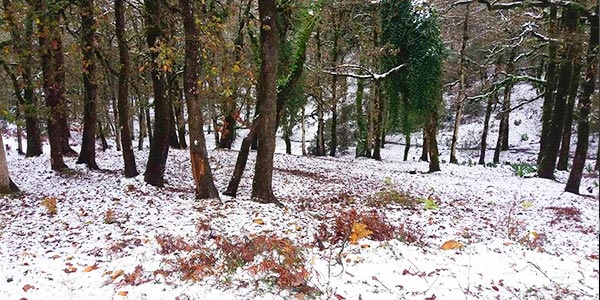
381,0,445,171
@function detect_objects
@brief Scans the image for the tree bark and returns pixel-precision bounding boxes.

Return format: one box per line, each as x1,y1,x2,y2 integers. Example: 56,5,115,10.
426,110,440,172
36,0,67,171
565,13,598,194
329,20,339,158
479,94,496,165
538,7,579,179
301,106,307,156
539,7,558,162
76,0,99,170
143,0,171,187
403,133,410,161
111,94,122,151
180,0,220,200
355,78,368,158
449,4,470,164
557,52,582,170
1,1,42,157
0,133,19,194
172,81,187,149
224,120,260,197
372,79,383,160
251,0,280,205
420,130,428,162
55,33,77,158
115,0,138,178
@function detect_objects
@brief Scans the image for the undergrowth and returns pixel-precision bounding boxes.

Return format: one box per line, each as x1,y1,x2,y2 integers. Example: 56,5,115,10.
153,233,316,296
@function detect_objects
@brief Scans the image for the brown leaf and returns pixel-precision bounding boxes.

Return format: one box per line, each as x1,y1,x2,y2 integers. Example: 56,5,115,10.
252,218,265,225
334,294,346,300
117,291,128,297
440,240,464,250
63,266,77,273
111,269,125,280
22,284,34,292
83,264,99,272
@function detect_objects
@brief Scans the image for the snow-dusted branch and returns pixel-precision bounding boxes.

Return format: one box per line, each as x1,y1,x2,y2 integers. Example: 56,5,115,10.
322,63,407,80
496,92,545,118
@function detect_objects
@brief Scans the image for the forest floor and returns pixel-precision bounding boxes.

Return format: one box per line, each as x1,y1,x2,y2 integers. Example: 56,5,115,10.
1,85,599,300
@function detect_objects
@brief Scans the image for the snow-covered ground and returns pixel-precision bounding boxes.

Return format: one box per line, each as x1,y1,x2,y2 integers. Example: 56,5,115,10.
1,83,599,299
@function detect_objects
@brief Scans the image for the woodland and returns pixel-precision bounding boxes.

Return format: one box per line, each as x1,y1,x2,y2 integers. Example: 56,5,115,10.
0,0,599,299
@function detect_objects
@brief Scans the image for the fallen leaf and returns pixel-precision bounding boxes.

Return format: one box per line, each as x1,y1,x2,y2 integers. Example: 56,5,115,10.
63,266,77,273
83,264,99,272
349,223,373,245
117,291,128,296
252,219,265,225
22,284,34,292
334,294,346,300
503,242,514,246
111,269,125,280
441,240,464,250
360,244,370,248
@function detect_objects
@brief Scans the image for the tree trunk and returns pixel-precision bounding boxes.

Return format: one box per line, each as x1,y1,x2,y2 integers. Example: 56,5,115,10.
116,0,138,178
539,7,558,162
143,0,171,187
251,0,280,205
372,80,383,160
538,7,579,179
426,111,440,172
403,133,410,161
180,0,220,199
76,0,99,170
316,100,325,156
36,0,66,171
224,119,260,197
138,105,146,150
167,76,182,149
329,23,339,158
449,4,470,164
173,81,187,148
301,106,307,156
55,34,77,158
355,78,368,158
111,94,122,151
0,133,19,194
479,94,495,165
97,121,109,151
420,131,428,162
145,106,153,144
556,54,582,170
565,14,598,194
2,1,43,157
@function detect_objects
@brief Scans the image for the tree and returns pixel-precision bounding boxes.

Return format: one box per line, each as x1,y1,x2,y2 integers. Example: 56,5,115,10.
381,0,445,171
76,0,99,170
0,133,19,194
143,0,171,187
115,0,138,178
34,0,68,171
538,7,580,179
0,0,43,157
565,11,598,194
251,0,280,205
449,3,470,164
180,0,220,200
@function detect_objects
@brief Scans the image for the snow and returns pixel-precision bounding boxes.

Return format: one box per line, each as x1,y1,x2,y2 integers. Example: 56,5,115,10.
1,84,599,299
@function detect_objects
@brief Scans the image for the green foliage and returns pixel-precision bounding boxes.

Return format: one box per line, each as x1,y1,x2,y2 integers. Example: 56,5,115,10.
511,163,537,177
380,0,445,135
421,197,439,210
